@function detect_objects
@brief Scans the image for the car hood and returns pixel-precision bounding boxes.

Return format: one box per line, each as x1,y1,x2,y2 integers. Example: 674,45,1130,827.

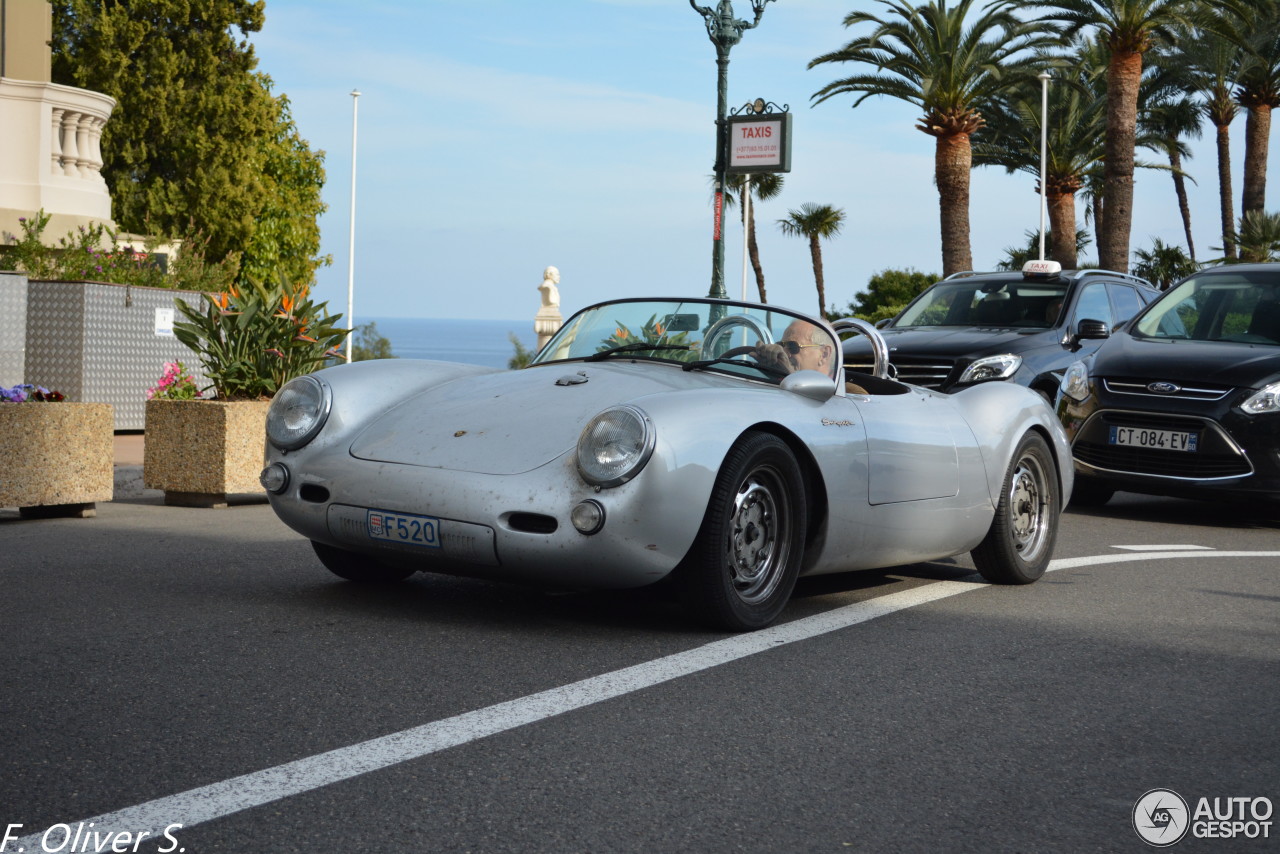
844,326,1053,359
1093,333,1280,388
348,361,727,474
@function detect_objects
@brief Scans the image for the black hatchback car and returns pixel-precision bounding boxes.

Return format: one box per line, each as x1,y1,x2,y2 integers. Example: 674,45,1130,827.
842,262,1160,400
1057,263,1280,505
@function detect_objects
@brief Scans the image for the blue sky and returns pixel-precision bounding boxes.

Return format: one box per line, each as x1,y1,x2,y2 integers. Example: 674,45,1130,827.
251,0,1270,323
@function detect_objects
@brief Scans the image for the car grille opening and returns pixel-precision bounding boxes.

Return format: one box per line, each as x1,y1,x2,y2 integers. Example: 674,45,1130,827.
845,356,955,390
299,483,330,503
507,512,558,534
1102,378,1233,401
1073,443,1253,478
1074,412,1253,480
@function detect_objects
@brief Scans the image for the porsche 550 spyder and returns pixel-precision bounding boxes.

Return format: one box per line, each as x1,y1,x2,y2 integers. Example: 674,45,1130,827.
261,297,1073,631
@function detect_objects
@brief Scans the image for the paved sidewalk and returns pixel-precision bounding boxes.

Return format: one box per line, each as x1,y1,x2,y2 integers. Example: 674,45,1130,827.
112,432,152,499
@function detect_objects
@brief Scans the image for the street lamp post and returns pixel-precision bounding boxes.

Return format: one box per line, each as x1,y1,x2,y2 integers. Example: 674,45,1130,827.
1037,71,1050,262
689,0,777,300
345,88,360,363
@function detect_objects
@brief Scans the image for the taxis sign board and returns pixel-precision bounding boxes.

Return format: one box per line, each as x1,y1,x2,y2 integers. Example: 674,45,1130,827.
726,112,792,174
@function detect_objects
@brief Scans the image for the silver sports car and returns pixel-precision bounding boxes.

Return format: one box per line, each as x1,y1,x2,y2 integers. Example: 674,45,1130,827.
261,297,1072,630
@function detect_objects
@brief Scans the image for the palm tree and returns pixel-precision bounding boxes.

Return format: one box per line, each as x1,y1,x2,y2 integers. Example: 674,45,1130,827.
973,46,1107,268
1235,209,1280,261
1138,85,1202,261
777,203,846,315
1131,237,1199,288
809,0,1056,276
995,227,1093,270
1164,19,1245,260
1027,0,1215,273
1233,3,1280,217
722,172,785,303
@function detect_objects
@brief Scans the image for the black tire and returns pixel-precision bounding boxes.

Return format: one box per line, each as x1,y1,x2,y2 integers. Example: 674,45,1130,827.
971,431,1059,585
1069,475,1115,508
312,541,415,583
680,432,807,631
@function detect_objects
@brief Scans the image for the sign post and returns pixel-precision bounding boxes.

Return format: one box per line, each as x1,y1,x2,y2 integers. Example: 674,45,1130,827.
688,1,779,300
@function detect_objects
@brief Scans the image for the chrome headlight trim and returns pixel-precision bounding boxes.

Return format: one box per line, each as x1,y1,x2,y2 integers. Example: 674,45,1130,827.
576,405,655,488
1240,381,1280,415
266,375,332,450
1061,360,1091,402
959,353,1022,384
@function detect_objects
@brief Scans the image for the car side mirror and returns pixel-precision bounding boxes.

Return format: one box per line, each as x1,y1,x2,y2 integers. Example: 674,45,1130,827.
1075,318,1110,341
874,318,892,329
781,370,837,402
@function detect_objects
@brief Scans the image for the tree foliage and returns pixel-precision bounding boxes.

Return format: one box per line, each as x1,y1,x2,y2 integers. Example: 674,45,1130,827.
1131,237,1200,287
809,0,1058,275
830,267,939,323
49,0,329,287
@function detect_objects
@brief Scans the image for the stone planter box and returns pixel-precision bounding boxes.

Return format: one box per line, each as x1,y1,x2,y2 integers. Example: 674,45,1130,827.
143,399,270,507
0,402,113,517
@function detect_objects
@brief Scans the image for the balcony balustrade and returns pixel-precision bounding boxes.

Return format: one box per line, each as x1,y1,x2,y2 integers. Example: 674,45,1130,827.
0,77,116,236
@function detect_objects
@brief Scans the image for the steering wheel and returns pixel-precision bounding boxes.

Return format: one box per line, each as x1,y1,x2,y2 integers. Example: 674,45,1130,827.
701,313,773,359
831,317,891,379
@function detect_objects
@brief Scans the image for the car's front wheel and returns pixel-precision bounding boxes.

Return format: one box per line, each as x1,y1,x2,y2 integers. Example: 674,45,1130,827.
680,432,807,631
312,541,415,583
971,431,1059,584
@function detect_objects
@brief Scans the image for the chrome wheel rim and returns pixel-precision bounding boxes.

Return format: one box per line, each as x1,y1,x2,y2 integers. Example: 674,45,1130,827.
1008,452,1051,564
725,465,792,604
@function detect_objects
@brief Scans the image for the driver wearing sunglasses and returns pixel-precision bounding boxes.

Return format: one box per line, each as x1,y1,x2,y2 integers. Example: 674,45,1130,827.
753,319,836,377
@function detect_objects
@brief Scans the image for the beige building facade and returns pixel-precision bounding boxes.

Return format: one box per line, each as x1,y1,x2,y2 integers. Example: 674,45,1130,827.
0,0,116,240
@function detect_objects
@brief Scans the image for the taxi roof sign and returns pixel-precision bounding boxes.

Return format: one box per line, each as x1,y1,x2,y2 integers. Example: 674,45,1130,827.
1022,259,1063,278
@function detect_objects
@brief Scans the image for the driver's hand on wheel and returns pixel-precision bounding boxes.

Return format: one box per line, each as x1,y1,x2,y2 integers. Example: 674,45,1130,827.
751,342,796,374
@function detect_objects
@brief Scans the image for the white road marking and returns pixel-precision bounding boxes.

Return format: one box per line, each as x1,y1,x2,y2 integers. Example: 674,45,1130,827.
1113,544,1215,551
14,550,1280,849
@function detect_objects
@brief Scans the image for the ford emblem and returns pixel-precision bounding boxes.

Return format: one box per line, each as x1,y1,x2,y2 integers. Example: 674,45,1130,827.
1147,381,1180,394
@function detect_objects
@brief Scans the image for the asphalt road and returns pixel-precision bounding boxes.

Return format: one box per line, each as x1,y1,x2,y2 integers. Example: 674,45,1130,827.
1,492,1277,853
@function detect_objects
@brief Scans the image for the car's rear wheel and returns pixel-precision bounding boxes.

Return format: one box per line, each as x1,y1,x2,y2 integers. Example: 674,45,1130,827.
312,541,415,583
1069,475,1115,507
971,431,1059,585
680,432,806,631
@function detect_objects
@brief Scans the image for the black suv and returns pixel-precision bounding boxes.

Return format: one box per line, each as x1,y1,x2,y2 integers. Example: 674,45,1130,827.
842,262,1160,401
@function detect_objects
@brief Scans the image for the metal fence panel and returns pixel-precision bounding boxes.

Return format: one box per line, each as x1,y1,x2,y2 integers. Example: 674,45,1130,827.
24,280,210,429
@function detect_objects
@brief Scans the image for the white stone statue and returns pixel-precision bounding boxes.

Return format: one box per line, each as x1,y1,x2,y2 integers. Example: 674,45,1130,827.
538,266,561,308
534,266,563,350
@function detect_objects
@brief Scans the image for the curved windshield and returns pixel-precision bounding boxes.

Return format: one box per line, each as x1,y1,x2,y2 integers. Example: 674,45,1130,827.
896,279,1070,328
1133,269,1280,345
532,298,839,381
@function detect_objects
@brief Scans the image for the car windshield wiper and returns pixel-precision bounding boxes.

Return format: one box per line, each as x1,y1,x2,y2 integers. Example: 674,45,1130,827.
682,356,788,377
584,343,692,361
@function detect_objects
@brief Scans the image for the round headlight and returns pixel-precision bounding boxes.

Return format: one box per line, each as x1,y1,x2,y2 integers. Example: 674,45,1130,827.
267,375,332,450
576,405,655,488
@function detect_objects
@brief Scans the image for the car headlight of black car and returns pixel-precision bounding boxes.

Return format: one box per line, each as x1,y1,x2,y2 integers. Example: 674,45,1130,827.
266,375,332,450
1061,360,1091,402
1240,381,1280,415
576,405,655,488
959,354,1022,384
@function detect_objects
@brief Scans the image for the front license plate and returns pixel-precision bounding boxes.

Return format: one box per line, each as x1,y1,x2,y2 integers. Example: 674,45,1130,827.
1108,426,1199,452
367,509,441,548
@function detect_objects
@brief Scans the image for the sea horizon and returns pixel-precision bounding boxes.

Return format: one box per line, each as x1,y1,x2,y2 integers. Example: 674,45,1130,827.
362,316,540,370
